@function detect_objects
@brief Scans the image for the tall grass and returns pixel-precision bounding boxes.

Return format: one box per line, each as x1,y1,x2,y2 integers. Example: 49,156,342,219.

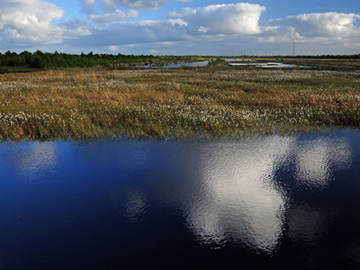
0,67,359,140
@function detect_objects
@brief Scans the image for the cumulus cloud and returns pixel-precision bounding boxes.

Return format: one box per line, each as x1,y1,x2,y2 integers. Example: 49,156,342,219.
74,8,360,55
75,19,189,47
262,12,360,43
72,3,265,50
170,3,265,35
0,0,64,44
80,0,162,25
81,2,265,36
0,0,92,48
1,1,359,55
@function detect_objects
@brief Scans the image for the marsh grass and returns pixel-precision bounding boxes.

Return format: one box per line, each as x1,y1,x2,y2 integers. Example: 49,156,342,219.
0,66,359,140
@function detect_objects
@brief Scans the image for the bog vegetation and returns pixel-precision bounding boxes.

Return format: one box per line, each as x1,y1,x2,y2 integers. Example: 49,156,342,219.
0,51,360,140
0,68,359,139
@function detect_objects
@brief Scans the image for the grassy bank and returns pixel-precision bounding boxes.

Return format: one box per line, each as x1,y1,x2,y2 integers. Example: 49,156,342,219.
0,65,360,140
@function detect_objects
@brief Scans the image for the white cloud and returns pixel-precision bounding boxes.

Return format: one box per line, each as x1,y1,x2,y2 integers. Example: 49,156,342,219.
109,45,119,51
254,12,360,54
109,0,167,10
198,26,209,33
264,12,360,43
0,0,64,44
81,2,265,36
73,3,265,50
80,0,168,13
89,9,138,24
75,19,189,47
0,0,92,48
1,1,359,55
81,0,95,13
171,3,265,35
60,19,92,37
73,9,360,55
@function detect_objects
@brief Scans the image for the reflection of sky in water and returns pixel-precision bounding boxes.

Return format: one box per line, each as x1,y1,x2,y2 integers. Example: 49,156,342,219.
142,134,353,253
17,142,57,175
125,191,147,222
0,131,357,268
287,203,336,246
0,141,57,181
182,136,292,253
295,138,351,189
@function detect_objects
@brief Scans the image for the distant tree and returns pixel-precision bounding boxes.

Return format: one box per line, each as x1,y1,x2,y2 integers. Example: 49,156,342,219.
30,54,45,68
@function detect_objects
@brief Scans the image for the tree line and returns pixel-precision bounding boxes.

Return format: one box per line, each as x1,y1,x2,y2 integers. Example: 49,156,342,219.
0,50,163,69
1,50,359,69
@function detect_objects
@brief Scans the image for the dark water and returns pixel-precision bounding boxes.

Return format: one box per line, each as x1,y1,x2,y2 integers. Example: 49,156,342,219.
0,130,360,269
136,60,209,68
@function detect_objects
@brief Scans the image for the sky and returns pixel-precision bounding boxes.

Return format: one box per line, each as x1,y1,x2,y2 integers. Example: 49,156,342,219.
0,0,359,55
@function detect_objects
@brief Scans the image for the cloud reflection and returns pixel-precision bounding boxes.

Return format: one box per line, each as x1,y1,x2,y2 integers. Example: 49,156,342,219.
147,134,352,253
146,136,293,253
184,136,293,253
125,191,147,222
295,138,351,189
14,142,57,179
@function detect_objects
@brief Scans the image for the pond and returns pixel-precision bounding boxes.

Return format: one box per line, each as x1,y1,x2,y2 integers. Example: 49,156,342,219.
136,60,209,68
228,62,310,68
0,130,359,269
225,59,310,68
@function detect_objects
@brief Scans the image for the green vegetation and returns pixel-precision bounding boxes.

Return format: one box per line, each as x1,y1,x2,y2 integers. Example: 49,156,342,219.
208,58,226,66
1,50,360,71
0,61,359,140
0,50,209,70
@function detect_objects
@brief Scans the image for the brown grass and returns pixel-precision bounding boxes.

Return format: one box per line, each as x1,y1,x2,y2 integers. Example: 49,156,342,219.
0,66,359,140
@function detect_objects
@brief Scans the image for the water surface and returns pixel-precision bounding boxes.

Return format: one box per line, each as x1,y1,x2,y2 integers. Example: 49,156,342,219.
228,61,309,68
0,130,359,269
136,60,209,68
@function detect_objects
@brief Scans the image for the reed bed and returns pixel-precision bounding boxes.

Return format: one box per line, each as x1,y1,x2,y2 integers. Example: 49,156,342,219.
0,66,359,140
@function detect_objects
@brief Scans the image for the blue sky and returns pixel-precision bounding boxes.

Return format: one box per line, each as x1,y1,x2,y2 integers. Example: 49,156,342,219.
0,0,359,55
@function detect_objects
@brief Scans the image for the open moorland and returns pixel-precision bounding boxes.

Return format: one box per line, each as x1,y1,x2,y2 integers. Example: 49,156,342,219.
0,57,360,140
